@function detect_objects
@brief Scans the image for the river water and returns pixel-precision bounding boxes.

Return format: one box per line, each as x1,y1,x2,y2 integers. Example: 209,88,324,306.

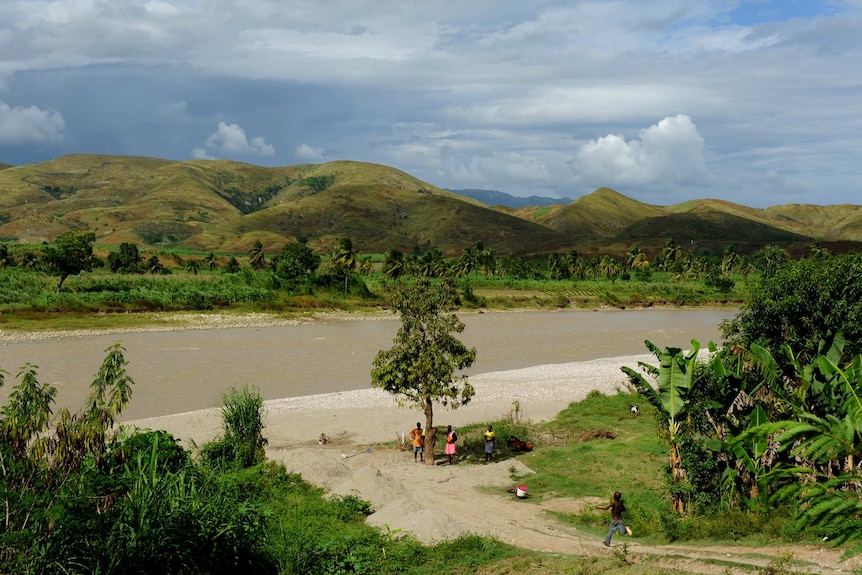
0,308,735,421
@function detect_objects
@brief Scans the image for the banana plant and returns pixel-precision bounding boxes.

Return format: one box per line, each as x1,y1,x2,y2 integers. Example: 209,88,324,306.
756,355,862,557
714,403,772,510
622,339,703,514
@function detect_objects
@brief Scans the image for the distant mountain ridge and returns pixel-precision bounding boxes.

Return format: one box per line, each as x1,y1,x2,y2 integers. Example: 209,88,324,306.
1,154,860,258
447,188,573,208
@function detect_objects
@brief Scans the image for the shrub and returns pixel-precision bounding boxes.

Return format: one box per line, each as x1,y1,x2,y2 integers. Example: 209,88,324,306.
201,386,267,469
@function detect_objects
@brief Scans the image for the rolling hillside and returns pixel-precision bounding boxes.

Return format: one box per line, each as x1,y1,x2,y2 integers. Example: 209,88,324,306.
0,154,859,257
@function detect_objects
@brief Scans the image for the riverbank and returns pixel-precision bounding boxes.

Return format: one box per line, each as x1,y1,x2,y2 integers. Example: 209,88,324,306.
125,352,656,448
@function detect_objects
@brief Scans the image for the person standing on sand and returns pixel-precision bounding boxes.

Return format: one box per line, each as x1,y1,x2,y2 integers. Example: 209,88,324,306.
445,425,458,465
409,422,425,463
483,425,495,462
596,491,633,546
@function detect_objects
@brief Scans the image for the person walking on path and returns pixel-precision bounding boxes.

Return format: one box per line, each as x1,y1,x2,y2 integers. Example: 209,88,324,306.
409,422,425,463
483,425,495,462
445,425,458,465
596,491,633,546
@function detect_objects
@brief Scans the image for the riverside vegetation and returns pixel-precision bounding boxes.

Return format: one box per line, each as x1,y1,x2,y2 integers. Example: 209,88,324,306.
0,232,755,331
3,235,862,573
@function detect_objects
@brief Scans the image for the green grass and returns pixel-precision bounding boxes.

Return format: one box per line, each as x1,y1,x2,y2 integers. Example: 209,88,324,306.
454,390,825,554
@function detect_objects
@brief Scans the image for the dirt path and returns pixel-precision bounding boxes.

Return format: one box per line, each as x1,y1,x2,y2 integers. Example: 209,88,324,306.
268,441,862,575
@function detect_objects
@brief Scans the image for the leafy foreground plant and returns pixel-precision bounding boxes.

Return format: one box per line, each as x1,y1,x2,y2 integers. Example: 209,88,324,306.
1,346,533,575
200,384,268,469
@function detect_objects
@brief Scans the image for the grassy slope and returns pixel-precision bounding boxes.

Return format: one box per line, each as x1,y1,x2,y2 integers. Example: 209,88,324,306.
533,187,665,239
452,391,843,574
2,154,862,257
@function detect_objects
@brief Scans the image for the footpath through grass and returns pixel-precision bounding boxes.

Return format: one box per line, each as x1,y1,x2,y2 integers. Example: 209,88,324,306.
456,391,821,552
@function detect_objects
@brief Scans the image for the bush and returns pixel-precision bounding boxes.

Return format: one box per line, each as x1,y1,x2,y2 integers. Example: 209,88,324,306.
201,386,267,469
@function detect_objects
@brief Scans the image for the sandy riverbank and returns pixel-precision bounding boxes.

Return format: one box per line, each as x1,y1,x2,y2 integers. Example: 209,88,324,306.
125,353,656,448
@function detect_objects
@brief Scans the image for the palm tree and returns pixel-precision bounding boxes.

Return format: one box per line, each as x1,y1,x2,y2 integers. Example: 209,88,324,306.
554,253,573,280
478,247,495,277
185,259,201,275
626,246,642,269
331,237,357,297
455,247,476,278
360,257,374,276
248,240,267,270
597,256,619,280
660,238,682,271
203,253,218,271
721,246,739,277
383,248,405,284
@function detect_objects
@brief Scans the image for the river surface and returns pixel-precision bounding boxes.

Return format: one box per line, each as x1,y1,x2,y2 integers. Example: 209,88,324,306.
0,308,735,421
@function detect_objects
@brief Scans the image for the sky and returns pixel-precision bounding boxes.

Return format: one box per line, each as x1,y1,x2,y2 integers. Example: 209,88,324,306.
1,1,860,208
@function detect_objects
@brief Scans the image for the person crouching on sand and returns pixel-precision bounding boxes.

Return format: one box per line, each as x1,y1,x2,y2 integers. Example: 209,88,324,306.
596,491,633,546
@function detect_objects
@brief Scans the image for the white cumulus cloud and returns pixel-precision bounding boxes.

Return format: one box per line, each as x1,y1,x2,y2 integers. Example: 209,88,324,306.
574,114,710,188
191,147,216,160
202,121,275,156
294,143,325,161
0,101,65,144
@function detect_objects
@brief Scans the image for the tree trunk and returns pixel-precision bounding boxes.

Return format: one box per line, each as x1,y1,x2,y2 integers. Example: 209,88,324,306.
56,274,69,293
424,399,435,466
670,441,686,515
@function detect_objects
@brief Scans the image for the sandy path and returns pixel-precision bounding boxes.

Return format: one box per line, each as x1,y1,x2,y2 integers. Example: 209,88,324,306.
267,445,859,575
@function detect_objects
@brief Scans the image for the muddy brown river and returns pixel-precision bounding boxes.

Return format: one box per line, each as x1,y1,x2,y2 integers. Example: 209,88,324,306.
0,308,734,421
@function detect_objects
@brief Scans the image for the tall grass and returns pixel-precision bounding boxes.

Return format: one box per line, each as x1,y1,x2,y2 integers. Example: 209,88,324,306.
200,385,267,469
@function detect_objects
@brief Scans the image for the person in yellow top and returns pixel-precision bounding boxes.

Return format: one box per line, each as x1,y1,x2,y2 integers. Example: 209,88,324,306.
409,422,425,463
483,425,496,462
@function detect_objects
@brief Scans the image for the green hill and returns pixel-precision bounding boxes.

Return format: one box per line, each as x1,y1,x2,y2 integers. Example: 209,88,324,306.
1,154,860,257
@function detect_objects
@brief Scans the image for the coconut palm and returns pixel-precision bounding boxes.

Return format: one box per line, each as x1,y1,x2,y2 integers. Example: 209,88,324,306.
248,240,267,270
185,259,201,275
331,237,357,296
202,253,218,271
660,238,682,271
721,246,739,277
455,247,476,278
383,248,405,283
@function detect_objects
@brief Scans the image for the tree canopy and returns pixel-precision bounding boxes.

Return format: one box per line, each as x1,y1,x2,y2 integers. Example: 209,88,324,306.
722,252,862,364
41,231,97,292
371,276,476,465
272,241,321,282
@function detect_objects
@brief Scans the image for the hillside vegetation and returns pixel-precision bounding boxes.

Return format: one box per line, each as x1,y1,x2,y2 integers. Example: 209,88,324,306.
1,154,861,257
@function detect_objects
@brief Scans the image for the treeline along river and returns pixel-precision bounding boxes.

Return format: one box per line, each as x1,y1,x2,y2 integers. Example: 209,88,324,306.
0,308,734,421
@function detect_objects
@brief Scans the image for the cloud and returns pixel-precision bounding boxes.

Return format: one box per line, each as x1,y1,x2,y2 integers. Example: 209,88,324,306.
0,101,65,144
573,115,711,188
144,0,178,16
157,101,192,125
294,143,325,161
191,147,216,160
202,121,275,156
